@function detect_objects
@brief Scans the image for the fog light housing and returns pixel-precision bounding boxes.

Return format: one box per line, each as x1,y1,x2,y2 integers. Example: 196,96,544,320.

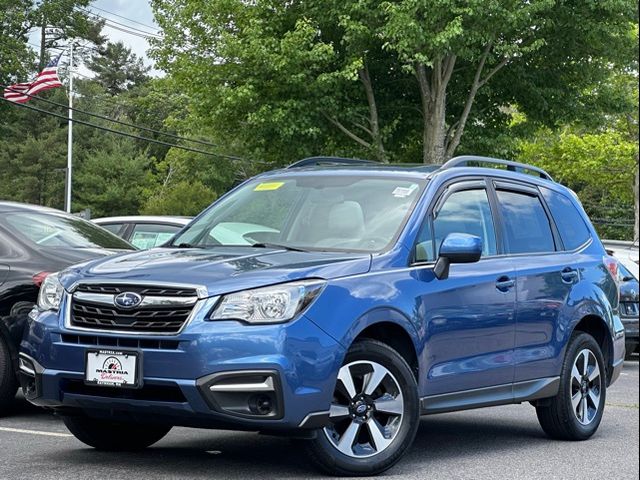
196,370,283,420
17,354,43,401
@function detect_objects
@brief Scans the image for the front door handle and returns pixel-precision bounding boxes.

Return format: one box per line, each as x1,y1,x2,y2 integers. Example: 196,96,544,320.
496,276,515,292
561,267,579,284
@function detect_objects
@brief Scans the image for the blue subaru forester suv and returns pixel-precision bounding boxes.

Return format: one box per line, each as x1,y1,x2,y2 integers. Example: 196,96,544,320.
20,156,625,476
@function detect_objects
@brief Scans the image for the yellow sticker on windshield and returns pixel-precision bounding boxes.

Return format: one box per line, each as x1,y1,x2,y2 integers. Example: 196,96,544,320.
254,182,285,191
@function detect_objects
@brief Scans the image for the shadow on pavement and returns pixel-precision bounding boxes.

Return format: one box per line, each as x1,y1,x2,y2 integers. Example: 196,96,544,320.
47,408,550,478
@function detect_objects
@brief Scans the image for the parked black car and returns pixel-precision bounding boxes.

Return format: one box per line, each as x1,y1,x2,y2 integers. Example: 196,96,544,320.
619,264,639,359
0,202,134,412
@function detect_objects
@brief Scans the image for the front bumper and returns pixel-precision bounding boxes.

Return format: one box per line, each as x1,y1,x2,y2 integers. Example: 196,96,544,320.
19,300,343,432
621,316,639,342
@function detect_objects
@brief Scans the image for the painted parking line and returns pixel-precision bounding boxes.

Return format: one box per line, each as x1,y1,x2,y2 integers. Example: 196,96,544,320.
0,426,72,437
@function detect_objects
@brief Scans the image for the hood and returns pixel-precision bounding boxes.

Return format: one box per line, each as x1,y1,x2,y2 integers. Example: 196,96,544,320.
59,247,372,297
620,279,639,302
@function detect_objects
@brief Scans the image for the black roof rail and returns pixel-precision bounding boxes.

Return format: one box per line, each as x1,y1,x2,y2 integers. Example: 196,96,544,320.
287,156,379,169
442,155,554,181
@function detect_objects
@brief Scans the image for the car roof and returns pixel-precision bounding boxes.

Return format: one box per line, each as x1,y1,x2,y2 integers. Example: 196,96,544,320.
0,201,68,214
93,215,192,226
256,155,571,195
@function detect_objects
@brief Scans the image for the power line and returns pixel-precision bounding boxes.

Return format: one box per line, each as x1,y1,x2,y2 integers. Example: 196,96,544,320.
78,8,161,39
87,5,161,33
2,84,225,150
101,22,158,40
0,96,246,162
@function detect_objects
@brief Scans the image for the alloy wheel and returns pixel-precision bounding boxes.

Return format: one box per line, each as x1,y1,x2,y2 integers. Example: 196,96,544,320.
323,360,404,458
570,348,602,426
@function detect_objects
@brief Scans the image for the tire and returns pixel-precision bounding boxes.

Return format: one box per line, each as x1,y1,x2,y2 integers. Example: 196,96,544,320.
536,332,606,440
306,339,420,476
0,335,18,416
62,415,172,451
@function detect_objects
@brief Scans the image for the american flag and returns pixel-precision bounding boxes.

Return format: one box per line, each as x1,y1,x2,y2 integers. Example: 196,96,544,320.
3,53,64,103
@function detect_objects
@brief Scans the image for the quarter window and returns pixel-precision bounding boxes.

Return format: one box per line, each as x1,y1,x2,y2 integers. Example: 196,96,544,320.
540,188,591,250
496,190,555,254
416,188,497,262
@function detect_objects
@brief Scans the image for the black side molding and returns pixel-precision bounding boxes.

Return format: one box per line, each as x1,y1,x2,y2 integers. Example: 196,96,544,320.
420,377,560,415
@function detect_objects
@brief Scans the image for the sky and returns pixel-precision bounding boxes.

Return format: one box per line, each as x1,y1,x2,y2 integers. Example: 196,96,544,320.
28,0,161,78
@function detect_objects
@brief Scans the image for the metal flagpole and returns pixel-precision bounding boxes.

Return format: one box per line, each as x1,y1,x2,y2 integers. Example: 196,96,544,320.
65,43,74,213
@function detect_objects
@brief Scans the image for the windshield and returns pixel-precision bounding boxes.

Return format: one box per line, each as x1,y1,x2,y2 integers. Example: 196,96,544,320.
5,212,134,250
172,175,426,252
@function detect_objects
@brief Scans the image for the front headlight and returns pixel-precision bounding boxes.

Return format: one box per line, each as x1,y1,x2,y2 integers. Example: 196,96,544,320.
210,280,325,324
37,273,64,311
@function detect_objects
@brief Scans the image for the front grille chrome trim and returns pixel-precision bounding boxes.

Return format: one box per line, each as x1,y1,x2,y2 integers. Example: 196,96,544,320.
73,291,198,308
63,288,218,337
67,279,209,299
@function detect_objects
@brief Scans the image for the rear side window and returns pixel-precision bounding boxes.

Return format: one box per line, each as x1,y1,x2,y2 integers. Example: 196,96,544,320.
541,188,591,250
496,190,555,254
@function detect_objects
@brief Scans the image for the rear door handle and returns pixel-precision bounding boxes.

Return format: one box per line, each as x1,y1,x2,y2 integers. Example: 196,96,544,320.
496,276,515,292
561,267,579,284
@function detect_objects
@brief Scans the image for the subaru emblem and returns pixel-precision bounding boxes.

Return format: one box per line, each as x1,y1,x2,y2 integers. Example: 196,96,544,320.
114,292,142,309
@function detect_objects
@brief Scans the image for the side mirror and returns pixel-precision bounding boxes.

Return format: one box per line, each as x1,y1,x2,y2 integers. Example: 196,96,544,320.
434,233,483,280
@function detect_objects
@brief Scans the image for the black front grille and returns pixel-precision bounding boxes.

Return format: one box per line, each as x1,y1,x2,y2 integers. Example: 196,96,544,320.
70,284,197,334
60,334,181,350
62,379,187,403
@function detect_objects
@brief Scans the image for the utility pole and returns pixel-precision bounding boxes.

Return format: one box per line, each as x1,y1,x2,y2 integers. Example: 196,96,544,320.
65,43,74,213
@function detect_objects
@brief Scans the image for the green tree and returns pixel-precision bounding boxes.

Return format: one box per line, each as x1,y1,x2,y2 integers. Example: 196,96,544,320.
87,41,150,95
32,0,105,69
143,180,216,216
518,129,637,240
74,136,152,217
0,0,33,86
151,0,637,165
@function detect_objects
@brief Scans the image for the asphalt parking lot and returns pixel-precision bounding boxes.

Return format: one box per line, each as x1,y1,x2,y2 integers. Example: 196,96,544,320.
1,358,638,480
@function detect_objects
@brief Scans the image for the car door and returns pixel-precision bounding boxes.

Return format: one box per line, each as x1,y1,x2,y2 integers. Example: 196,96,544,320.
492,181,579,383
414,179,517,396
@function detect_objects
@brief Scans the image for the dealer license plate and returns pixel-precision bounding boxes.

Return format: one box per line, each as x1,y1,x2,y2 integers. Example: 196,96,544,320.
85,350,139,388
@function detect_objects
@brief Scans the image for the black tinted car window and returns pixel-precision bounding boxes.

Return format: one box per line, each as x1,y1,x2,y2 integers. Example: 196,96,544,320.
541,188,591,250
497,190,556,254
100,223,125,235
5,212,133,250
416,188,497,262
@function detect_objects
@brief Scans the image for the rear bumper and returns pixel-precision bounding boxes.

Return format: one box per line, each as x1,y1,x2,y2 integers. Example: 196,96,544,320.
19,307,342,431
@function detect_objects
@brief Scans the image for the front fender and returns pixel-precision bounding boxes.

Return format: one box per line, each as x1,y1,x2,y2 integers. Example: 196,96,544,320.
340,306,421,352
305,279,422,349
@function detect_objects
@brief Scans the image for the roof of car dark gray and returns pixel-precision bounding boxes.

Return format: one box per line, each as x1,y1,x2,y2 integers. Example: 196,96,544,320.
0,201,64,214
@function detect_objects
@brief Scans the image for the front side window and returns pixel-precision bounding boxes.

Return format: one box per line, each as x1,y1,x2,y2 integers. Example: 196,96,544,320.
497,190,555,254
5,213,133,250
416,188,497,262
540,187,591,250
172,175,426,252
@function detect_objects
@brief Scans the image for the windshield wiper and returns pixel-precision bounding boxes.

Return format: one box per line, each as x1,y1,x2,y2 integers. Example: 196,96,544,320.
251,242,308,252
174,242,203,249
